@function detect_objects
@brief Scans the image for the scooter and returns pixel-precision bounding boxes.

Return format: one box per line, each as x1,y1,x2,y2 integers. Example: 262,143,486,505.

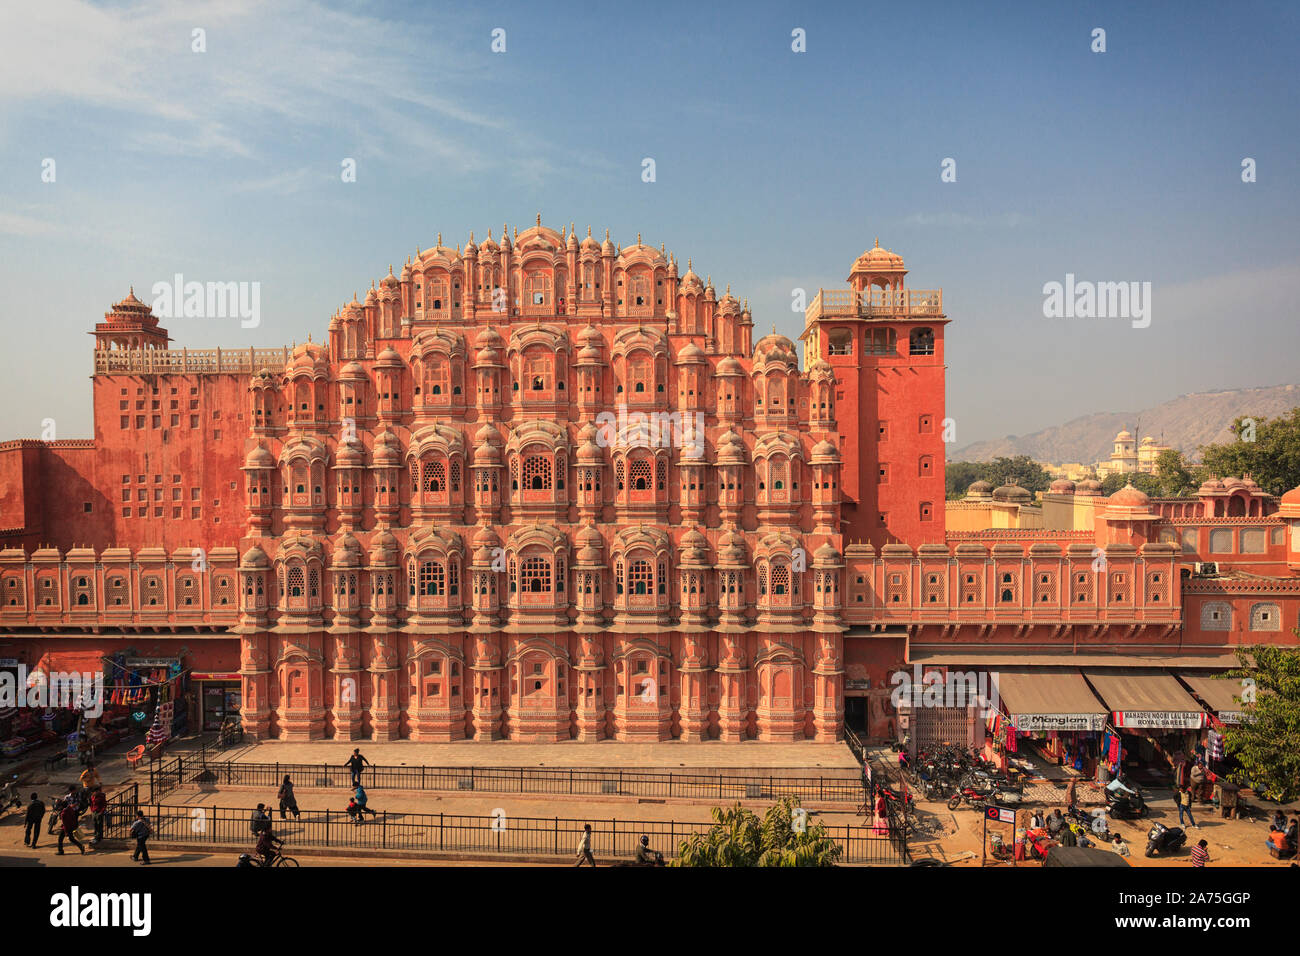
1106,783,1148,819
1145,822,1187,857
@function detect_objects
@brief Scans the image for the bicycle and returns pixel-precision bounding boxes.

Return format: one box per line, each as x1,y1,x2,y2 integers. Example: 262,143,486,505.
252,846,299,867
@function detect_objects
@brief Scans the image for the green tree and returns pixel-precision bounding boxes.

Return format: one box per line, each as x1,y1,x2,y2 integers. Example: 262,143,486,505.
1099,471,1162,496
1217,644,1300,803
1200,410,1300,495
672,796,843,867
1152,449,1201,497
945,461,986,499
983,456,1053,494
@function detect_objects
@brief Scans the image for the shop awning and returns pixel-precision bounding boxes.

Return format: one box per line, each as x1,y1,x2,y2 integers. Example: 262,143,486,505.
31,651,108,677
1082,668,1207,729
1178,673,1252,723
909,647,1240,669
996,668,1107,731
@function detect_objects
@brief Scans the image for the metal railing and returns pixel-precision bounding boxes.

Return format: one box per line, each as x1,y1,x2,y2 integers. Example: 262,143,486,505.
156,757,862,804
94,346,293,376
132,802,903,864
805,288,944,323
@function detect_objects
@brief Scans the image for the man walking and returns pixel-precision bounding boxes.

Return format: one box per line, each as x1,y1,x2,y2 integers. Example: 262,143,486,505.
129,809,152,864
574,822,595,867
56,798,85,855
23,793,45,848
277,775,300,820
1176,786,1198,829
344,748,370,787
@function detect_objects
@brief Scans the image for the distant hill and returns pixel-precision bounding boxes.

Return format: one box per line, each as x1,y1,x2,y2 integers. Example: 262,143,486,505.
951,385,1300,464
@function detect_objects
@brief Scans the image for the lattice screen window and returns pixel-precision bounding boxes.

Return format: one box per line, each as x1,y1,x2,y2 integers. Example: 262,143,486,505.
523,456,552,491
1200,601,1230,630
1073,571,1094,603
1146,571,1164,603
1034,571,1054,604
629,559,653,595
177,575,199,607
136,574,161,607
1249,602,1281,631
922,571,944,604
423,460,445,493
630,459,651,491
521,557,552,593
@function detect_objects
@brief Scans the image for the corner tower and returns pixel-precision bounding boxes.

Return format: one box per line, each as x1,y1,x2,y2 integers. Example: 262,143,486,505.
799,240,948,547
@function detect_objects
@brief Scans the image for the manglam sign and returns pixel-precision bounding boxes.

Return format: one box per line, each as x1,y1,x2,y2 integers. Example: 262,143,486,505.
1010,713,1107,732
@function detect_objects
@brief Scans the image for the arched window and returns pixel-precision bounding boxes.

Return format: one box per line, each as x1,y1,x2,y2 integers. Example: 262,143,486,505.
521,557,552,593
631,460,651,491
523,456,553,491
629,559,652,595
287,567,304,598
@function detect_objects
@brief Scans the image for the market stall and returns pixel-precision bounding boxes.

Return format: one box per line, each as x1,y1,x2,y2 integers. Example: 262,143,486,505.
1083,668,1207,785
993,668,1108,776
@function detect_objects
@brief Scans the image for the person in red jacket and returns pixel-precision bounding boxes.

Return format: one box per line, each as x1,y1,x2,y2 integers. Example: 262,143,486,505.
57,800,85,855
87,787,107,845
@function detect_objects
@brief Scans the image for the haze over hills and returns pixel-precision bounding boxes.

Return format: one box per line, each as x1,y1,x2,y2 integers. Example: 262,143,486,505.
951,385,1300,464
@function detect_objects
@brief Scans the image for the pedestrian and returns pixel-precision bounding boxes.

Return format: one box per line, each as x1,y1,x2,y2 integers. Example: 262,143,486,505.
250,802,271,836
79,762,101,795
1190,839,1209,867
347,796,363,825
23,792,45,848
1066,779,1077,809
277,775,300,820
872,790,888,836
1046,808,1065,837
129,809,152,864
353,784,377,819
1029,809,1045,830
56,797,85,856
574,823,596,867
1110,833,1130,857
88,786,107,844
1176,786,1198,828
344,748,370,787
1189,761,1207,800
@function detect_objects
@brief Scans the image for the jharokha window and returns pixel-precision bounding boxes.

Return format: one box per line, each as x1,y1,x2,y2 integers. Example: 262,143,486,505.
522,455,553,492
520,557,552,595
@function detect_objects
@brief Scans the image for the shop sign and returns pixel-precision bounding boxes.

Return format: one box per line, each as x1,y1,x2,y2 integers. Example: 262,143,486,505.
125,658,176,668
193,672,240,681
845,678,870,690
1010,713,1106,732
1217,711,1249,724
0,658,19,667
1112,711,1206,729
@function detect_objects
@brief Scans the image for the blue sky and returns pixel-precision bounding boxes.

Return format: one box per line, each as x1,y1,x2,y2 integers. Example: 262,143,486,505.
1,0,1297,448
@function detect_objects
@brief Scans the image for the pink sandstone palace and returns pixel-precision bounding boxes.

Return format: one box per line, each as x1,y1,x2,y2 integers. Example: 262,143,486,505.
1,219,1297,749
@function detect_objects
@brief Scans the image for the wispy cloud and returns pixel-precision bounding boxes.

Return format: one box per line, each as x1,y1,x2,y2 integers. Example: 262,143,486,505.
902,212,1031,228
0,0,586,179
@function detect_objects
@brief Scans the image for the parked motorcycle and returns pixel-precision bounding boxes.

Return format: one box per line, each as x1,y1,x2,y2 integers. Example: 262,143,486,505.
948,785,1022,812
1145,822,1187,857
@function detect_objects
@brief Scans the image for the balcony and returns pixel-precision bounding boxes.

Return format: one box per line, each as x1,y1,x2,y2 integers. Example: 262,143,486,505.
94,346,293,376
804,288,943,324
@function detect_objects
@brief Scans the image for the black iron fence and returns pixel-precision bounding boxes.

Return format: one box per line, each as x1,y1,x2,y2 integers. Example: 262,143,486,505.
129,803,903,864
149,757,861,805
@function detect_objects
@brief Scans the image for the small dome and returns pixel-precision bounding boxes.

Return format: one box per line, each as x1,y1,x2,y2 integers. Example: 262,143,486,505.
338,361,367,380
811,439,839,460
852,239,905,272
1076,478,1103,495
374,346,403,368
1242,475,1260,490
369,531,398,563
577,438,603,463
244,446,275,469
600,230,616,256
676,342,707,363
475,327,505,350
580,227,601,253
335,442,364,466
992,483,1032,504
380,265,399,288
1198,478,1226,493
371,431,402,466
966,480,994,497
813,541,840,562
1049,478,1076,494
715,356,745,376
1107,483,1151,508
1115,429,1133,441
1280,484,1300,507
1221,476,1246,490
241,545,269,568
